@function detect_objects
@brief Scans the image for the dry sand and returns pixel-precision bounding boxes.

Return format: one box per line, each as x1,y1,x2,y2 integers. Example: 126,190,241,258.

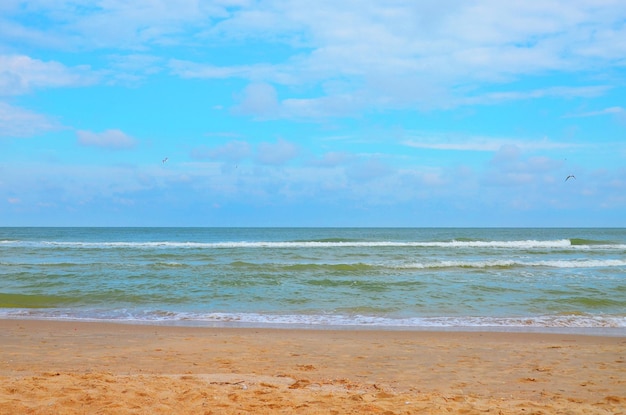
0,320,624,414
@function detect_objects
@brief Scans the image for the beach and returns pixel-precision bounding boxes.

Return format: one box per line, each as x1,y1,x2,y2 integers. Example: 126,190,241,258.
1,320,624,414
2,228,625,412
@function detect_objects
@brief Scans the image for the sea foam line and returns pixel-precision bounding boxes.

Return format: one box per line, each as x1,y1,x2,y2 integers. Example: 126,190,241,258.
2,258,625,269
2,239,624,250
395,259,626,269
2,309,625,329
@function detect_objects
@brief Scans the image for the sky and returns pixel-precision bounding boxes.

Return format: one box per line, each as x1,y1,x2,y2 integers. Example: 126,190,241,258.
1,0,625,227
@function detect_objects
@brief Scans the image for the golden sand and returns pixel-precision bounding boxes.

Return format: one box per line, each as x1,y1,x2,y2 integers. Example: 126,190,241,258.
0,320,624,414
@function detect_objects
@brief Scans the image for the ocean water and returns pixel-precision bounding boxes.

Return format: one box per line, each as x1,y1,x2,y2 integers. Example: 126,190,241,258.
1,227,625,333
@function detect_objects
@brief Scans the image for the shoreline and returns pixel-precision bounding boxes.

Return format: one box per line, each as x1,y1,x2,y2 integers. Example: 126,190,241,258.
2,315,625,337
1,319,624,414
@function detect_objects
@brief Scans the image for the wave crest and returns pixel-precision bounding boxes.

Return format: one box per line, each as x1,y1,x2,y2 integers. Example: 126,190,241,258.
3,238,624,250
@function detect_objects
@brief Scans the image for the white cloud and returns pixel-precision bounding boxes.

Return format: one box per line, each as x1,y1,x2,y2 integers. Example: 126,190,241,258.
0,0,236,50
168,1,626,114
460,86,611,106
0,102,61,137
105,54,164,84
481,143,565,188
0,55,95,95
233,83,280,118
309,151,350,167
2,1,625,116
170,59,302,88
170,60,253,79
346,158,392,182
564,106,626,118
192,140,252,161
256,138,299,165
403,134,574,152
76,129,137,150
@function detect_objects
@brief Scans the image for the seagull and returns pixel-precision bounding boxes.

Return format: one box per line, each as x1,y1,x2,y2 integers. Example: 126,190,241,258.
565,174,576,181
162,157,168,164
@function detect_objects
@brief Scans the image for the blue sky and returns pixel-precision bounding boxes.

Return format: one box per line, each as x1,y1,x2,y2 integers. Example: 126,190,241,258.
1,1,625,227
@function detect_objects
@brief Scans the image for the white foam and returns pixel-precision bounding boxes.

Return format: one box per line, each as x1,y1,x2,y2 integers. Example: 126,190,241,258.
396,259,626,269
5,238,624,250
532,259,626,268
3,309,623,329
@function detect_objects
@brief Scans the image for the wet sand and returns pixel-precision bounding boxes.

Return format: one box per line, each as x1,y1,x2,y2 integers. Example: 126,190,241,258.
0,320,624,414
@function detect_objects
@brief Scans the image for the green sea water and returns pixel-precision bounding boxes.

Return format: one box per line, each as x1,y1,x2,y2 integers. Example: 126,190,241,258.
1,227,625,333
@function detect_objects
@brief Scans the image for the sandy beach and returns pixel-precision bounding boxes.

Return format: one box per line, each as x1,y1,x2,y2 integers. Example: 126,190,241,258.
0,320,624,414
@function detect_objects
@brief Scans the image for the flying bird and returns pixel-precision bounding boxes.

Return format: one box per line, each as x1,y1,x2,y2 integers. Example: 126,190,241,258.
162,157,168,164
565,175,576,181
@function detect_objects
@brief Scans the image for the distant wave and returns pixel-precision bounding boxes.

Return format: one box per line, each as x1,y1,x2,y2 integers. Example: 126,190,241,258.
2,239,625,250
4,258,623,270
252,259,626,270
395,259,626,269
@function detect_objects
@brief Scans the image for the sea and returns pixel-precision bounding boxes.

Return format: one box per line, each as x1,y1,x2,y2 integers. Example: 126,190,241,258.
1,227,625,335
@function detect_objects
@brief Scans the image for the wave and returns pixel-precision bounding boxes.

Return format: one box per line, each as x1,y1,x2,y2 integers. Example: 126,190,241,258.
3,258,625,271
370,259,626,270
1,309,624,329
2,239,625,250
291,237,365,243
231,259,626,270
179,312,626,329
0,261,190,269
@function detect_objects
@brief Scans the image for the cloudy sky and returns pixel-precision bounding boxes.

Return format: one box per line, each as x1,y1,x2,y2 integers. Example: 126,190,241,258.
1,0,625,227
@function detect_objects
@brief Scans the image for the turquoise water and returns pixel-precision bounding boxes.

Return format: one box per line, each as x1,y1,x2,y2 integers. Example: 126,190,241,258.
1,227,625,332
